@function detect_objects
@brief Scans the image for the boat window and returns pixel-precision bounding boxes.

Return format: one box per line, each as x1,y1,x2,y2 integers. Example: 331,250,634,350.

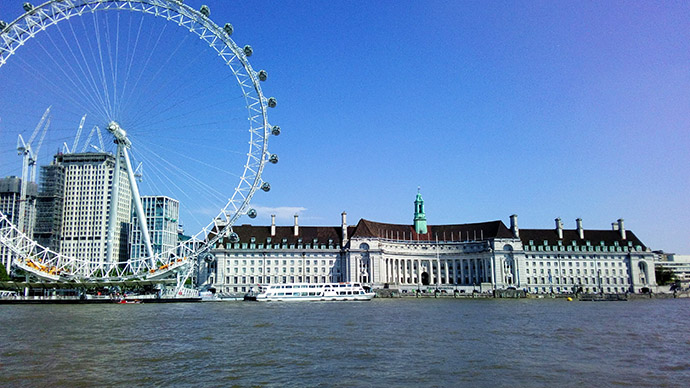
354,284,360,287
277,292,284,296
308,292,316,296
285,292,292,296
285,285,292,288
339,291,346,295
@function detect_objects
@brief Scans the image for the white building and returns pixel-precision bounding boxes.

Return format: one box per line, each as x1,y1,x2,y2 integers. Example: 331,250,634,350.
52,153,131,267
655,254,690,285
199,193,657,295
129,195,180,260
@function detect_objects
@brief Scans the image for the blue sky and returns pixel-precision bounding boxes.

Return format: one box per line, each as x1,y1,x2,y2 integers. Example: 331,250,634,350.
1,1,689,253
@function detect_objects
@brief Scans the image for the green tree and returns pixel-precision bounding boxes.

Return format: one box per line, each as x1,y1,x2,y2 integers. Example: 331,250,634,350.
655,267,676,285
0,263,9,281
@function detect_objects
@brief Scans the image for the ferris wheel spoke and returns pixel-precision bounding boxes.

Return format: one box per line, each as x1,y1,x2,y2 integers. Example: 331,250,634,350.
10,55,103,122
89,11,114,118
117,18,169,119
133,139,233,202
33,27,108,122
58,19,112,121
118,13,146,120
103,11,121,119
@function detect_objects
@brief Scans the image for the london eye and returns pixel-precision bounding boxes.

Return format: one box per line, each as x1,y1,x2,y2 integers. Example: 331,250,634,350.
0,0,279,293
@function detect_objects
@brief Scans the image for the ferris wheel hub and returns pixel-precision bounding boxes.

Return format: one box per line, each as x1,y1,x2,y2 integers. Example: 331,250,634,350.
107,121,131,147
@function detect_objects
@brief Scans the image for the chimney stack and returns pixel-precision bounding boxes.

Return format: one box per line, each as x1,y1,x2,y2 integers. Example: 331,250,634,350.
555,218,563,239
270,214,276,237
576,218,584,240
617,218,626,240
612,222,618,231
293,214,299,236
509,214,519,238
341,211,348,243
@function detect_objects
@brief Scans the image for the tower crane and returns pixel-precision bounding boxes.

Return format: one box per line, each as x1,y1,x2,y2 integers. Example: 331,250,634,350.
71,114,87,153
16,107,50,234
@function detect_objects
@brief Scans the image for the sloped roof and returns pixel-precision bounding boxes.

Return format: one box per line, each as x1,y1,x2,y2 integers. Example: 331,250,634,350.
519,228,647,250
350,219,514,240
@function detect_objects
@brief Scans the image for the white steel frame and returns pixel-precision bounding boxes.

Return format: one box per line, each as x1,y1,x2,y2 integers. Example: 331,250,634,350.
0,0,274,290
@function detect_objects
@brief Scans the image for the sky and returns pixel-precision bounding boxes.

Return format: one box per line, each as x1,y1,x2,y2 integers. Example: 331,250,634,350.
0,1,689,253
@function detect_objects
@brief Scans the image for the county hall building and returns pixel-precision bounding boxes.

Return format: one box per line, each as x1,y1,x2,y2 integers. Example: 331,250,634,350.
198,192,657,295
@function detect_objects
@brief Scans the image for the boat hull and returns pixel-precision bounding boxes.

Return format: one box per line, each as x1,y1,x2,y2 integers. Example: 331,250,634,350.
253,282,375,302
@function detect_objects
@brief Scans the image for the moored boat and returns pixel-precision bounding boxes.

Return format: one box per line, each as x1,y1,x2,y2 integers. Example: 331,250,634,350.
255,282,375,302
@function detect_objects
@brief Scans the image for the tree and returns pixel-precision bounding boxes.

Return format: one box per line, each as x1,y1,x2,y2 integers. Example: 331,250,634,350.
0,263,9,281
654,267,677,285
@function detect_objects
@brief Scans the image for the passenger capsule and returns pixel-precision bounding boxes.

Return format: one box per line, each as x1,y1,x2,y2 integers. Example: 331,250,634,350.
247,208,257,218
23,3,34,12
271,125,281,136
261,182,271,192
200,5,210,17
267,97,277,108
224,23,233,36
229,232,240,243
243,45,253,57
269,154,279,164
0,21,7,31
258,70,267,81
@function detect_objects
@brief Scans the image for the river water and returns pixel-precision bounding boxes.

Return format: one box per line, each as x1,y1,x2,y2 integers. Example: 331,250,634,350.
1,298,689,387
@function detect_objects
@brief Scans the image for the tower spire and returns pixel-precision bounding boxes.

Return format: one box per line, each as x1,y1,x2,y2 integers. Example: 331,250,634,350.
413,188,427,234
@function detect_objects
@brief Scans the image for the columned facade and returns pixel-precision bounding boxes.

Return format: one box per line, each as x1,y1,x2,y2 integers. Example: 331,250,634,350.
198,209,658,295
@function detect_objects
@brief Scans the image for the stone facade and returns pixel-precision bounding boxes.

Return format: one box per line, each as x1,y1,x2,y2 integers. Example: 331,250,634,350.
198,203,657,295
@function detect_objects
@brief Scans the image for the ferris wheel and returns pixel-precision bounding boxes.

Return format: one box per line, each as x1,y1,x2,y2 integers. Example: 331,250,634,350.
0,0,280,288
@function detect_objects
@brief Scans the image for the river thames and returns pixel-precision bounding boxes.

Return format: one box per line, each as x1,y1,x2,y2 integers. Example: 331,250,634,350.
2,298,688,387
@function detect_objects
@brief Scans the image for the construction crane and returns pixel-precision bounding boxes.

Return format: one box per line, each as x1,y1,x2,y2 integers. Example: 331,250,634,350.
71,114,87,153
16,106,50,234
81,125,106,153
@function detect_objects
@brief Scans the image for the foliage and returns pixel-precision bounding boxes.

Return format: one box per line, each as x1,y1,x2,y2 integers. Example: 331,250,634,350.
655,267,677,285
0,263,9,281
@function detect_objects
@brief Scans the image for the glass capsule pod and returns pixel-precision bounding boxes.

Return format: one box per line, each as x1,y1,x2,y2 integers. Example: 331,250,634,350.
229,232,240,243
200,5,210,17
224,23,233,36
267,97,277,108
269,154,278,164
258,70,267,81
261,182,271,192
271,125,281,136
247,208,257,218
243,45,253,57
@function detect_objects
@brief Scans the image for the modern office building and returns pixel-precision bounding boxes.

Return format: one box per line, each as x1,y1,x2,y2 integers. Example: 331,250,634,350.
129,195,180,261
655,254,690,286
40,153,132,266
0,176,37,271
199,192,657,294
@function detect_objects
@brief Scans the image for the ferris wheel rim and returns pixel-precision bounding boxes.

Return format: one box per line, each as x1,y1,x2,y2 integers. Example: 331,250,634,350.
0,0,274,280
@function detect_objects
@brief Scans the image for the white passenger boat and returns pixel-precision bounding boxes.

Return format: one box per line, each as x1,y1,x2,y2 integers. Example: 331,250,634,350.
255,282,375,302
